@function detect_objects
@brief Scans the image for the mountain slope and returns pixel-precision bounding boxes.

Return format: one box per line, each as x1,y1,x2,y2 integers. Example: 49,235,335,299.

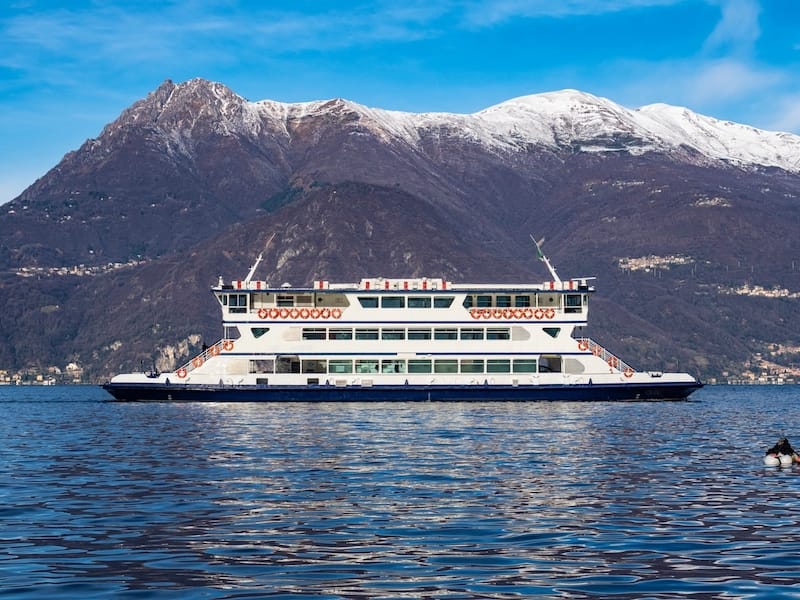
1,78,799,383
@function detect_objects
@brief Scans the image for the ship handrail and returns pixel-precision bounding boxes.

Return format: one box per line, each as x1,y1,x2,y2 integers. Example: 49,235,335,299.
576,337,635,374
176,339,226,374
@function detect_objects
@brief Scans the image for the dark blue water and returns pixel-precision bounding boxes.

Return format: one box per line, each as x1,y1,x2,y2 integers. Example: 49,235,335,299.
1,386,800,599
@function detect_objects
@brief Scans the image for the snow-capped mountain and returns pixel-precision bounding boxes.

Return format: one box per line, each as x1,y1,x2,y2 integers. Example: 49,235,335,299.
2,78,800,382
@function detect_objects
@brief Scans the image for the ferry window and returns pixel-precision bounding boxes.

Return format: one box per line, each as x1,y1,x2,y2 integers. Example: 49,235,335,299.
382,359,406,373
328,360,353,374
329,328,353,340
462,296,474,308
358,297,379,308
434,296,454,308
460,328,484,340
408,328,432,340
476,295,492,307
408,359,432,373
229,294,247,313
513,359,538,373
224,326,241,340
355,328,379,340
355,359,379,373
295,294,313,306
251,327,270,339
381,328,405,340
565,294,582,313
302,328,326,340
381,296,405,308
460,359,484,373
434,359,458,373
487,328,510,340
249,359,274,374
277,295,295,307
514,295,531,307
302,359,326,374
496,295,511,307
434,328,457,340
539,293,559,306
487,359,510,373
408,297,432,308
543,327,561,338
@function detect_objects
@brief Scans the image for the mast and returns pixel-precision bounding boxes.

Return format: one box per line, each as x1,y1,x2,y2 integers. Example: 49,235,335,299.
530,235,561,284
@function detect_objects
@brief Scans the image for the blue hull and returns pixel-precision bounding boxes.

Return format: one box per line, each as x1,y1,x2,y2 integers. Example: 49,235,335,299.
102,381,702,402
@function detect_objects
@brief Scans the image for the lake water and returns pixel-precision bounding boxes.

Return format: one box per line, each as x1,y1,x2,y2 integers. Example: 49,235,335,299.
1,385,799,599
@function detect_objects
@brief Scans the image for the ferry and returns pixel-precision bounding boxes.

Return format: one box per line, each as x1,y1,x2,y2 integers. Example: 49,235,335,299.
102,243,702,402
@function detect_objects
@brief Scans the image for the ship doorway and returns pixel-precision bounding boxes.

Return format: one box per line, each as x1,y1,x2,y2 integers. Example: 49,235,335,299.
538,355,562,373
276,355,301,374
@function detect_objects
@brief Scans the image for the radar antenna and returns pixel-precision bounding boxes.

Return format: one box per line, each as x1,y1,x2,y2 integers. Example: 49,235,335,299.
530,234,561,284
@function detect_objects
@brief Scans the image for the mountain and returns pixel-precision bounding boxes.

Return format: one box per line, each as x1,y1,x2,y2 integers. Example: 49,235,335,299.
2,78,799,383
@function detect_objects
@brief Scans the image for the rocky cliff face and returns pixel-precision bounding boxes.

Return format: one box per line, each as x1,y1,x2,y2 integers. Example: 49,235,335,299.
2,78,799,382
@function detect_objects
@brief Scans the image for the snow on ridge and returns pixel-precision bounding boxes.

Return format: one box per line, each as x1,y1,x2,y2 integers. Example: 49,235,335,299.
171,80,800,173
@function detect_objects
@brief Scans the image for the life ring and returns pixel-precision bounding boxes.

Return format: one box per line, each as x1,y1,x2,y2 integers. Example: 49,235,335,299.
608,357,619,368
310,308,321,318
222,340,234,351
208,345,220,356
470,308,481,319
593,347,602,356
192,356,203,368
269,308,280,319
624,368,634,378
331,307,342,319
176,367,187,378
257,307,269,319
534,308,545,320
578,340,589,351
522,308,534,319
299,308,310,319
289,308,299,319
544,308,556,319
491,308,503,319
320,308,331,319
513,309,524,319
502,309,513,319
279,308,290,319
481,308,492,319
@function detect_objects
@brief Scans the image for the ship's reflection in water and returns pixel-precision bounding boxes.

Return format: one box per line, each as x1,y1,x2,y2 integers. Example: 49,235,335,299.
2,386,799,599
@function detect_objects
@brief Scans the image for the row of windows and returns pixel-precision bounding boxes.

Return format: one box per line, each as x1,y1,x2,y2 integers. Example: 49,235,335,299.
358,296,454,309
251,358,540,375
301,327,513,341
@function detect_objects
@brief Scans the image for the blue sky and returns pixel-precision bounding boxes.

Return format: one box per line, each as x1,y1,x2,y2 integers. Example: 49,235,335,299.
1,0,799,204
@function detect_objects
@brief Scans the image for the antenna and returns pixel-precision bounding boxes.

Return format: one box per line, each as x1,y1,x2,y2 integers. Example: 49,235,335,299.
243,233,276,284
530,234,561,283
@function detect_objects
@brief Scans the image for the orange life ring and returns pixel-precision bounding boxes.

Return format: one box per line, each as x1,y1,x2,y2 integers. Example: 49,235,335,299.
513,309,524,319
578,340,589,351
279,308,290,319
544,308,556,319
331,307,342,319
534,308,545,320
320,308,331,319
310,308,321,319
176,367,187,378
522,308,534,319
470,308,481,319
299,308,310,319
208,345,221,356
608,357,619,368
269,308,280,319
480,308,491,319
491,308,502,319
624,368,634,378
289,308,299,319
222,340,234,351
502,309,513,319
192,356,203,368
257,307,269,319
593,347,602,356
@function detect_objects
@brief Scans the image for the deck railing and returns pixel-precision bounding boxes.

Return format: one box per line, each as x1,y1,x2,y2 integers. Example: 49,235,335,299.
575,337,635,374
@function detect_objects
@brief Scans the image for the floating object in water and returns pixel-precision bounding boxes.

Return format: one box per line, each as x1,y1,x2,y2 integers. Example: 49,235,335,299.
764,436,797,466
764,454,781,467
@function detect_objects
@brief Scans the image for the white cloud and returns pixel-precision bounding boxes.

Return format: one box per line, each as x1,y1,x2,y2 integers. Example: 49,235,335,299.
766,95,800,133
702,0,761,56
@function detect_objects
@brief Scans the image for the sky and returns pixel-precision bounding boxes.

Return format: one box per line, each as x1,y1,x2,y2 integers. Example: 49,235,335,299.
1,0,799,204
